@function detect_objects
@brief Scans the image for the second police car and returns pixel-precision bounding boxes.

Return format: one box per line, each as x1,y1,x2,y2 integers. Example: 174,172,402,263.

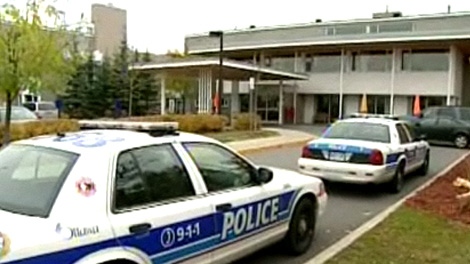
0,120,327,264
298,113,431,193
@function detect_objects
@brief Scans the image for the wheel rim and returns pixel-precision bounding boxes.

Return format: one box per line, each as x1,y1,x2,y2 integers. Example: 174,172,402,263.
456,136,468,148
296,210,314,243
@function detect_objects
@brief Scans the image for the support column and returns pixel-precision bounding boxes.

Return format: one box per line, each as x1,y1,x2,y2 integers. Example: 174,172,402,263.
197,69,213,113
279,80,284,125
447,45,457,106
161,76,166,115
338,49,345,119
293,85,297,124
390,48,397,114
231,80,240,118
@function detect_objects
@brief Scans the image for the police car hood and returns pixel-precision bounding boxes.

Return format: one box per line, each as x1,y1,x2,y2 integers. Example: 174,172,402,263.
0,209,52,254
308,137,391,153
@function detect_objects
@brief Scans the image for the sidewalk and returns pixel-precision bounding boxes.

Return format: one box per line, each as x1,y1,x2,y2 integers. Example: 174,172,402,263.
227,128,316,155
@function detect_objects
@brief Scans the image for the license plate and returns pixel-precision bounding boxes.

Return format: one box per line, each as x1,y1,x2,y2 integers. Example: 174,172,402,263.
329,151,346,161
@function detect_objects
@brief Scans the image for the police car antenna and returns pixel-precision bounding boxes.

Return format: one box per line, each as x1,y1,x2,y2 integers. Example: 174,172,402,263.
77,120,180,136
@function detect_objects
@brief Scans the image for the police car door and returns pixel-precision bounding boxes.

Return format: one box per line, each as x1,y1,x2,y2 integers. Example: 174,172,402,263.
395,123,420,173
107,144,215,264
181,142,286,263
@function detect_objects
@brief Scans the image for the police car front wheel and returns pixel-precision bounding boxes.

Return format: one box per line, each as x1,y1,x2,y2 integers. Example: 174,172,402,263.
284,197,316,255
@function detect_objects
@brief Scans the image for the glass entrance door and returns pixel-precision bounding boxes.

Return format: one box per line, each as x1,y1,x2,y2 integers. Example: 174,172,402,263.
257,86,279,123
316,94,339,123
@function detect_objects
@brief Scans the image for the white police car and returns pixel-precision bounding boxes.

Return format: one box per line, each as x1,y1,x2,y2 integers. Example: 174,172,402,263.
0,120,327,264
298,113,430,193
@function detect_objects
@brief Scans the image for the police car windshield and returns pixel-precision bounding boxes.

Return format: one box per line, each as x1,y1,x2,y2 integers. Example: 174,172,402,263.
322,122,391,143
0,144,79,218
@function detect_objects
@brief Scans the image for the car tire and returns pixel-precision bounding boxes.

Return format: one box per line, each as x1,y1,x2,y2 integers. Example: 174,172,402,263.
416,151,430,176
454,134,469,149
283,197,316,256
387,163,404,194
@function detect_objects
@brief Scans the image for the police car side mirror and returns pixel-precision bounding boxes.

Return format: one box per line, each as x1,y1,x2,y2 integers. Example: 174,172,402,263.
255,167,273,184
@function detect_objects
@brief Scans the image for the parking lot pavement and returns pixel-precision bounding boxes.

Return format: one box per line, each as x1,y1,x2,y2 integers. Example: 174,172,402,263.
235,144,468,264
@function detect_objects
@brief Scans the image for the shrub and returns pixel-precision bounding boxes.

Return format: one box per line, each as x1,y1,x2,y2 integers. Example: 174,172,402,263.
123,114,226,133
0,119,80,143
232,113,262,131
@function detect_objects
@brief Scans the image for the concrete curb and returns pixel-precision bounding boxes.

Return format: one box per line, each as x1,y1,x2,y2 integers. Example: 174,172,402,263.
234,136,316,155
305,150,470,264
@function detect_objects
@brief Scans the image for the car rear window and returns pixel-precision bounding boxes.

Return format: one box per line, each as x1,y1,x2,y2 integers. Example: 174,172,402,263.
322,122,391,143
0,145,79,218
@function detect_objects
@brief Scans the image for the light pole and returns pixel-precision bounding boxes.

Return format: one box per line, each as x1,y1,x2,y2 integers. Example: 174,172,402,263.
209,30,223,115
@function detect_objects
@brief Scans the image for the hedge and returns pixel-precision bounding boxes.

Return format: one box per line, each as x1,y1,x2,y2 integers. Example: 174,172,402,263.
0,114,230,143
232,113,262,131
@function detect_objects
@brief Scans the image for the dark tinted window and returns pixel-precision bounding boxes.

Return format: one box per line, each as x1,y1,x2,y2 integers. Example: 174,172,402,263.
322,122,391,143
114,144,194,210
22,103,36,111
0,145,78,217
458,108,470,121
436,108,456,119
421,107,438,118
396,124,412,144
183,143,256,192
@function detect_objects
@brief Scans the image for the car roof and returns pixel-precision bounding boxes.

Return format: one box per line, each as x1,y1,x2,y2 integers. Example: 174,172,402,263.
13,129,219,155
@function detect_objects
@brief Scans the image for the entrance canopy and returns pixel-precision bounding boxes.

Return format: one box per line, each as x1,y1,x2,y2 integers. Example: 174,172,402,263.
129,56,308,81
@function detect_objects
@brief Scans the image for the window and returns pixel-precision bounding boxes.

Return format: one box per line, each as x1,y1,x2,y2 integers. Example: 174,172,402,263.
114,144,194,210
38,103,57,111
0,145,78,217
366,95,390,114
311,54,341,73
23,103,36,111
402,50,449,71
459,108,470,121
183,143,256,192
436,108,456,119
352,51,392,72
270,56,295,72
305,56,313,72
322,122,391,143
402,122,416,139
335,25,366,35
437,118,455,126
396,124,412,144
0,107,38,122
421,107,438,118
378,22,413,33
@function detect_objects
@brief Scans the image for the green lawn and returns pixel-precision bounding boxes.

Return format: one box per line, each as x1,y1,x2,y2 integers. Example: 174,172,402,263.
327,206,470,264
204,130,279,143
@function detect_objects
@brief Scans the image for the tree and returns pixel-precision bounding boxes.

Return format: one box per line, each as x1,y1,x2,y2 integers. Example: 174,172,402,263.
0,0,79,144
109,37,130,117
133,50,158,115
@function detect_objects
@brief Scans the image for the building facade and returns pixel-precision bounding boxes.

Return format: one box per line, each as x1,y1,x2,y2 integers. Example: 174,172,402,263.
184,11,470,124
91,3,127,57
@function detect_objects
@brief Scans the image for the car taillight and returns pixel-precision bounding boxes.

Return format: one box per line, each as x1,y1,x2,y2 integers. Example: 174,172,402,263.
301,146,313,158
369,149,384,165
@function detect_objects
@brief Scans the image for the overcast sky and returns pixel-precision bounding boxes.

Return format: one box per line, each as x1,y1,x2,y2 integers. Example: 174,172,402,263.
4,0,470,54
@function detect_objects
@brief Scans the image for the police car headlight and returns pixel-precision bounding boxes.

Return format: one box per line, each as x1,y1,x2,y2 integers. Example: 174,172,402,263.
0,232,10,258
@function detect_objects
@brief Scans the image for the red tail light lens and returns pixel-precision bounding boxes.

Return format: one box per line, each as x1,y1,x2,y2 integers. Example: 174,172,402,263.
369,149,384,165
301,146,313,158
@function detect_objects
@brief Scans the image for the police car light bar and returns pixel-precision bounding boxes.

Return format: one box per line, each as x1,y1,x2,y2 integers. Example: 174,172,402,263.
349,113,399,120
78,120,179,135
